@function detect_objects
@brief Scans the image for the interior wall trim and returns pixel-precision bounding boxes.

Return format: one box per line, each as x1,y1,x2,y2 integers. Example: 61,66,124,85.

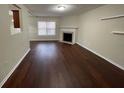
76,42,124,71
0,48,30,88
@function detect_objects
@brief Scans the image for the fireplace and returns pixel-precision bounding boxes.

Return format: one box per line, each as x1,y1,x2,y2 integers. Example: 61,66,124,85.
59,27,77,44
63,33,72,43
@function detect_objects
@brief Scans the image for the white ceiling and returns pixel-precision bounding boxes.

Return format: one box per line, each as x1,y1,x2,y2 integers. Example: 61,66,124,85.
24,4,103,17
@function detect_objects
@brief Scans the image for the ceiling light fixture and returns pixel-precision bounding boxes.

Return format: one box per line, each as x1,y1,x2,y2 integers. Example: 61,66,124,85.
57,5,66,11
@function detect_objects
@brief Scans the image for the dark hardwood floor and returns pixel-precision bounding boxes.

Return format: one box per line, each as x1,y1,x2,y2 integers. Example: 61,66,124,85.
3,41,124,88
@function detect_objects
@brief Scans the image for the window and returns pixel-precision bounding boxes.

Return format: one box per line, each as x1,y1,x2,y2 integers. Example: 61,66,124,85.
38,21,56,35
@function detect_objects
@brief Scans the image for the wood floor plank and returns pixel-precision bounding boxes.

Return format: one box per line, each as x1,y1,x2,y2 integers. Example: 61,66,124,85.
2,41,124,88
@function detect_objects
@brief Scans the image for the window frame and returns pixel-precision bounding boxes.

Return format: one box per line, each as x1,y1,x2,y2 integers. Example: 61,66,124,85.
38,21,56,36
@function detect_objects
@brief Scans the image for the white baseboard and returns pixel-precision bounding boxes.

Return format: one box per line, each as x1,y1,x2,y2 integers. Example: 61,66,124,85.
30,39,59,41
0,48,30,88
76,42,124,71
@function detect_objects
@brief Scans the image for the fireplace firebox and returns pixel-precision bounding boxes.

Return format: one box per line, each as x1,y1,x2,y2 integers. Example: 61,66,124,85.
63,33,72,42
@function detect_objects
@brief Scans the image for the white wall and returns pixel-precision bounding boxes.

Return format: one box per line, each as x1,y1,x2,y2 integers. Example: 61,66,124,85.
0,5,30,84
77,5,124,68
29,16,60,41
60,15,79,27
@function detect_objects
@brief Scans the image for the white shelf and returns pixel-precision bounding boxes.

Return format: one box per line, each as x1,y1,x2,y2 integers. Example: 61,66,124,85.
101,15,124,20
112,31,124,35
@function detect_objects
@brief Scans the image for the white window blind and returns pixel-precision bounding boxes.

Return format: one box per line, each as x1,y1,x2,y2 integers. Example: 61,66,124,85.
38,21,56,35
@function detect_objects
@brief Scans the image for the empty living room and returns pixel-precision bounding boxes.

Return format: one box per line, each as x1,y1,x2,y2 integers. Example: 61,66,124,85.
0,3,124,90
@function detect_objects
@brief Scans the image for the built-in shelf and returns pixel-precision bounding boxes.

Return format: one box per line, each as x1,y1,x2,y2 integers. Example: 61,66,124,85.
101,15,124,20
112,31,124,35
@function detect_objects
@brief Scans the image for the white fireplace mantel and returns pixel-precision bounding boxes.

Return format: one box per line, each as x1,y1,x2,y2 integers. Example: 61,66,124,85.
59,27,78,44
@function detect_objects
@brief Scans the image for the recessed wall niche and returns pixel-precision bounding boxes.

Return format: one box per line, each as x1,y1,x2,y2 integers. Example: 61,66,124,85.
9,4,22,35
